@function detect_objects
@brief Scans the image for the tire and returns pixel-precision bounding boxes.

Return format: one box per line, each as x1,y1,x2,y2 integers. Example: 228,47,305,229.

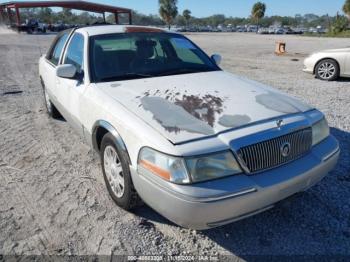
100,133,140,210
42,84,61,119
315,59,339,81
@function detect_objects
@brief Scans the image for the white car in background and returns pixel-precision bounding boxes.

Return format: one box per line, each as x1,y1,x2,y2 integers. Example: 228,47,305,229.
303,48,350,81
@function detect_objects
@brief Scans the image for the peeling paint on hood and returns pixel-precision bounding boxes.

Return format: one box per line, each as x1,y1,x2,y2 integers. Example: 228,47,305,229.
141,96,214,135
99,71,313,144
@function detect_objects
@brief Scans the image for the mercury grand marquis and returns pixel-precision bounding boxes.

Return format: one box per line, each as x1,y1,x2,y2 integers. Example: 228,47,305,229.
39,25,340,230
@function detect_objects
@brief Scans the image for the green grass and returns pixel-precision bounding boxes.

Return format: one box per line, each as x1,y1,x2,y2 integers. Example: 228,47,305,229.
303,31,350,38
325,31,350,37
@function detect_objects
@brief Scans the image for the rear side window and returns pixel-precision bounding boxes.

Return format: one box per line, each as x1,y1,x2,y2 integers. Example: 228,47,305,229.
48,33,69,65
64,33,84,73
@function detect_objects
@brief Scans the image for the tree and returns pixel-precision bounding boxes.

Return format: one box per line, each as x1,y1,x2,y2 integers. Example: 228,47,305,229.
343,0,350,20
251,2,266,28
38,8,53,23
183,9,191,27
159,0,178,29
332,12,348,33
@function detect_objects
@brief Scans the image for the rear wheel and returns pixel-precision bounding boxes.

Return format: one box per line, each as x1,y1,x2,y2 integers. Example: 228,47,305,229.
100,133,140,210
43,86,61,119
315,59,339,81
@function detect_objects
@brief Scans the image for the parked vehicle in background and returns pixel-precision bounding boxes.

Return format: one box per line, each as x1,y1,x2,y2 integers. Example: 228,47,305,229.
308,26,326,34
237,26,247,32
292,28,305,34
18,19,47,34
268,27,276,34
226,24,236,32
50,21,67,32
283,27,295,34
275,28,285,34
258,28,269,34
39,25,339,229
247,25,258,32
303,48,350,81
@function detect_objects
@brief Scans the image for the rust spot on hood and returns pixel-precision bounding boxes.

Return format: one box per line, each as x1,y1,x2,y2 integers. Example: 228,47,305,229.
174,94,224,127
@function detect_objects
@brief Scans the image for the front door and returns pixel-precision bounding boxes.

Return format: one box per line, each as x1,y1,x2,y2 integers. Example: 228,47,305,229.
56,32,86,137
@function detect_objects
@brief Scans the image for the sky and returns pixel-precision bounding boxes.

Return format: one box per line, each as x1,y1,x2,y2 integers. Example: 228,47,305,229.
106,0,345,17
0,0,346,17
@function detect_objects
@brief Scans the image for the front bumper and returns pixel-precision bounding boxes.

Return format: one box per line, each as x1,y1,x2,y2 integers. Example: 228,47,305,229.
303,57,315,74
131,135,339,230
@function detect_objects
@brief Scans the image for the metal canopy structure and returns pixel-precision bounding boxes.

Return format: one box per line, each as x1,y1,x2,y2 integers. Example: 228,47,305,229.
0,0,132,26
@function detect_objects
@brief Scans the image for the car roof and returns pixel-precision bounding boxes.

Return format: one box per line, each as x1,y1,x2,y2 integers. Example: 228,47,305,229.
75,25,174,36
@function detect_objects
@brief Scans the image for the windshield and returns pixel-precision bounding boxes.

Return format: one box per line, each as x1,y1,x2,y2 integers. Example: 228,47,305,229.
89,32,220,82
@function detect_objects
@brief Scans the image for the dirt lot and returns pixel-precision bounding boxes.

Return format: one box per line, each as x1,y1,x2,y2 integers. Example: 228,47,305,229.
0,28,349,258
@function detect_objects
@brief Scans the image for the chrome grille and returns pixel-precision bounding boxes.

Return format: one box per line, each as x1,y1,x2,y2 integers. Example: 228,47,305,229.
238,128,312,173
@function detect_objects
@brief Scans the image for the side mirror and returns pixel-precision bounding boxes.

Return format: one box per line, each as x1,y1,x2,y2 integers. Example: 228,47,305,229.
211,54,222,66
56,64,77,79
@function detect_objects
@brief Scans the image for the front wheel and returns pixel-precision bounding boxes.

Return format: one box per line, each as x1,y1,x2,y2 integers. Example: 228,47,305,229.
315,59,339,81
100,133,140,210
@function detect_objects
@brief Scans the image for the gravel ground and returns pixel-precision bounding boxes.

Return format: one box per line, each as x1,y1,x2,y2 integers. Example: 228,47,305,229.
0,28,349,259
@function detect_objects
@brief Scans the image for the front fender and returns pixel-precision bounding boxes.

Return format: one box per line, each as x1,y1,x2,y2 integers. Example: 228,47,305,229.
92,120,131,165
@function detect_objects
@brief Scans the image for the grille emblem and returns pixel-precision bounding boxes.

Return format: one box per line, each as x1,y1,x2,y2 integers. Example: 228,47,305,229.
276,119,284,129
280,142,291,157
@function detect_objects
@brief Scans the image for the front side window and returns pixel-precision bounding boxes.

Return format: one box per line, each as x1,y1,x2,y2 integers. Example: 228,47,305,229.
64,33,84,73
89,32,220,82
48,32,69,65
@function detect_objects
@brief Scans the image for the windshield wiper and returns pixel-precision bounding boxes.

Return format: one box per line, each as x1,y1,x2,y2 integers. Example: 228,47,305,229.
99,73,154,82
157,68,212,77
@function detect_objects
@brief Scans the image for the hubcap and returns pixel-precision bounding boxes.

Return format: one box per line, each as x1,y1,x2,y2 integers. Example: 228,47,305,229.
103,145,125,198
318,62,336,80
44,88,52,112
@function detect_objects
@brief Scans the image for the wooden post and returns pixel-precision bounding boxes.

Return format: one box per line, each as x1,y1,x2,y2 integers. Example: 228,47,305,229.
102,12,105,23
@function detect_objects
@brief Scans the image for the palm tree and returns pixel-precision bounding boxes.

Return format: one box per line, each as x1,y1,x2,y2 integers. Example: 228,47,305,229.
159,0,178,30
251,2,266,29
343,0,350,20
183,9,191,27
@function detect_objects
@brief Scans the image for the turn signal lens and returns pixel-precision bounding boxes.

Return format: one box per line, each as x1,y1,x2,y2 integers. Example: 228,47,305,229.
138,148,190,184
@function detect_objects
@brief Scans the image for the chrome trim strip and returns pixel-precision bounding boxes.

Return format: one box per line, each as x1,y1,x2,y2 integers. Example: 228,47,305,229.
322,147,340,162
92,120,131,164
192,188,258,203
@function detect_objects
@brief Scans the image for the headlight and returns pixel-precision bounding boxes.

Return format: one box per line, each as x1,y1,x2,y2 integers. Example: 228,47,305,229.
186,151,242,183
138,147,190,184
138,148,242,184
312,118,330,146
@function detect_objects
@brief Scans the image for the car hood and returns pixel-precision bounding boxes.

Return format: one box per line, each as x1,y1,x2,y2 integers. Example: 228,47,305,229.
98,71,312,144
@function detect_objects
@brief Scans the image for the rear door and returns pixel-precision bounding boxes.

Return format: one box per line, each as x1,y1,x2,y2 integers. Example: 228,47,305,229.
345,52,350,76
56,32,86,137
